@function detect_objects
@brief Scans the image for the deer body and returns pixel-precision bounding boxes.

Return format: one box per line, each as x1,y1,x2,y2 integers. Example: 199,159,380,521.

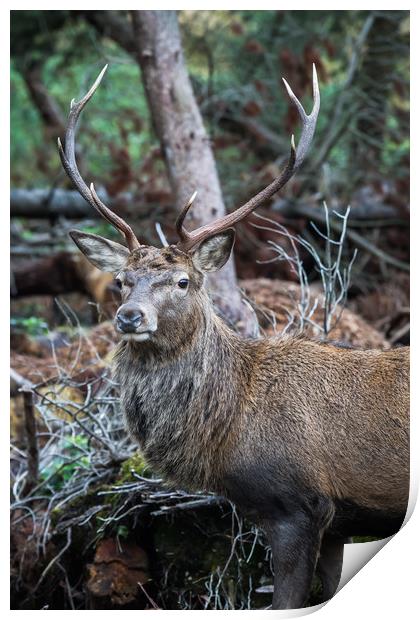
112,281,408,608
115,307,409,515
59,66,409,609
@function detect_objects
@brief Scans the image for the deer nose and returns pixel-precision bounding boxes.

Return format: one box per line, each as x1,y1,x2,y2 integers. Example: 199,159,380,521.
116,306,143,333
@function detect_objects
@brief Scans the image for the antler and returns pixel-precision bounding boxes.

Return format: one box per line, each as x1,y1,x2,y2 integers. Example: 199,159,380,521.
58,66,140,252
176,64,320,252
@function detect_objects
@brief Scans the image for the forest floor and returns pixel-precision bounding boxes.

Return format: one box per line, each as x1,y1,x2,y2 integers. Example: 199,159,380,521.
10,271,409,610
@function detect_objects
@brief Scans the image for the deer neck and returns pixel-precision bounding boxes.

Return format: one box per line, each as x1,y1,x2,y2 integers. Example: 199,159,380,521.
115,290,245,369
113,297,250,490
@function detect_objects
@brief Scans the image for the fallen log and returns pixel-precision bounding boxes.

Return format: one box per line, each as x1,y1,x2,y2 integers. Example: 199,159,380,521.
10,188,131,219
272,198,405,222
11,252,87,297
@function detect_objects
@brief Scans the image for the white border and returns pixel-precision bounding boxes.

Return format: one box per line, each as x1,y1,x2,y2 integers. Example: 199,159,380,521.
4,4,417,618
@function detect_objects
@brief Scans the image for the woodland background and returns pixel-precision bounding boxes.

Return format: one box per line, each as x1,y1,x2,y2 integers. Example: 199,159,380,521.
10,10,409,610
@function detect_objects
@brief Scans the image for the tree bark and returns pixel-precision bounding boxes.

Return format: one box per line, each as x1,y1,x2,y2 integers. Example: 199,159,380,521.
130,10,256,335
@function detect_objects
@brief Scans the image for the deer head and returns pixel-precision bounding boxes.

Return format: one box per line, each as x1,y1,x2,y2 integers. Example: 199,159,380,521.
59,65,319,343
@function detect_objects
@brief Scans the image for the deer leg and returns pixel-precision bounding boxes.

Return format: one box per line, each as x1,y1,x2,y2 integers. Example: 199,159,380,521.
316,535,349,601
263,513,325,610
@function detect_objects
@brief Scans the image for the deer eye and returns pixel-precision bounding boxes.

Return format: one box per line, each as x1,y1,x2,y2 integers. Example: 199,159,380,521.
178,278,189,289
115,278,123,290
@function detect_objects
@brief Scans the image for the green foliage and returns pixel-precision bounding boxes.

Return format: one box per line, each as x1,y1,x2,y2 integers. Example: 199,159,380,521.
116,525,129,540
10,315,49,336
11,11,71,58
45,56,149,176
11,12,151,188
40,434,90,492
10,10,409,202
78,221,120,240
10,64,44,186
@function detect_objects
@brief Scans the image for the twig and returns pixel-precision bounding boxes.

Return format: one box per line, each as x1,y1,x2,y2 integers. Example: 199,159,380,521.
10,368,32,396
22,389,39,496
155,222,169,247
253,204,357,338
150,496,223,516
137,580,160,609
31,527,72,593
295,204,409,272
389,322,410,344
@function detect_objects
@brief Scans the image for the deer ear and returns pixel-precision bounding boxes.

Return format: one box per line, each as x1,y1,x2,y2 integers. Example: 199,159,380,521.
192,229,235,273
69,230,130,273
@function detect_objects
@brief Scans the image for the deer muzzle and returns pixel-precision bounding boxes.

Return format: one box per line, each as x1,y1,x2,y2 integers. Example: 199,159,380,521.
115,302,157,341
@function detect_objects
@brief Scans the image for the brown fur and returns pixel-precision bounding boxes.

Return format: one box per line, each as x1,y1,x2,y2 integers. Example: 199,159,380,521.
73,238,410,609
115,299,409,512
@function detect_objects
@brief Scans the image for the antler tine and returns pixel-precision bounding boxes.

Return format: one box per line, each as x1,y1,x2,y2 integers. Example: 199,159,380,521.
175,191,198,243
282,63,320,167
176,65,320,253
58,65,140,252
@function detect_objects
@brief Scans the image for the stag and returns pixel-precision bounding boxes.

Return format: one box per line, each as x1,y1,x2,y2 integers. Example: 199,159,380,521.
59,66,409,609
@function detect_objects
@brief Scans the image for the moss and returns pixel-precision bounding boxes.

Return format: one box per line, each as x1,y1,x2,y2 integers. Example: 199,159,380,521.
88,453,152,528
353,535,382,543
116,452,151,484
89,454,150,532
49,453,149,534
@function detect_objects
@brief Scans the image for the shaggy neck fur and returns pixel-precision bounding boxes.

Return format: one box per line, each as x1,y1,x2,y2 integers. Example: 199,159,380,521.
113,291,253,491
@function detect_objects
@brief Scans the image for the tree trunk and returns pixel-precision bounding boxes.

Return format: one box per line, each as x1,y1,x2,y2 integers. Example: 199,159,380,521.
22,63,66,139
130,10,256,335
